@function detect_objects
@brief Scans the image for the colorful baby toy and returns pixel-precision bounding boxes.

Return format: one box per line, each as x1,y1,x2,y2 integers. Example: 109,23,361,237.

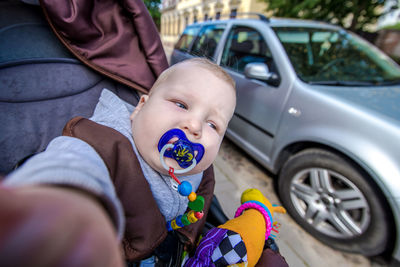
158,129,286,267
184,188,286,267
158,129,206,231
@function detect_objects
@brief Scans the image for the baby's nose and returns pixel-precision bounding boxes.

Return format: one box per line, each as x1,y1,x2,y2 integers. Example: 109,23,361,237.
182,118,202,139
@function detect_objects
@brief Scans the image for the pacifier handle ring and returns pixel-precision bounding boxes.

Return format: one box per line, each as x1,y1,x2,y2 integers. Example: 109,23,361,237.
159,144,197,174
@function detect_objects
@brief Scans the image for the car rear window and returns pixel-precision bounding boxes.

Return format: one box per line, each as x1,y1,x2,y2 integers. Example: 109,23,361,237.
190,24,225,60
174,26,201,52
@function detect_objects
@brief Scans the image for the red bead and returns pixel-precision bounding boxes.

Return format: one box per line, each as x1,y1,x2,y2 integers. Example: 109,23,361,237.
194,211,203,219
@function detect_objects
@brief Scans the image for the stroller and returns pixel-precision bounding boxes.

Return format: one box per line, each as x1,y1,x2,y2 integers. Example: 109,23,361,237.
0,0,231,266
0,1,285,266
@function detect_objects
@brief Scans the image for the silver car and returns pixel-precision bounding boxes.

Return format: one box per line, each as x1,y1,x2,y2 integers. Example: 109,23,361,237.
171,17,400,264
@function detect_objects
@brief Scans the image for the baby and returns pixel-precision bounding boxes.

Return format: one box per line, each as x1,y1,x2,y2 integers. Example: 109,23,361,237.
1,58,236,266
132,58,236,177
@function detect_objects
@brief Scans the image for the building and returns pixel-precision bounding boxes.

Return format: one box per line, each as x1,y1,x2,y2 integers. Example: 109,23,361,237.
160,0,269,53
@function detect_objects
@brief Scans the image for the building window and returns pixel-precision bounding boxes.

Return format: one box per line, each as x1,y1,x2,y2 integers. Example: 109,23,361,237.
177,16,181,34
204,14,208,21
194,15,197,23
216,12,221,20
174,16,178,35
230,8,237,19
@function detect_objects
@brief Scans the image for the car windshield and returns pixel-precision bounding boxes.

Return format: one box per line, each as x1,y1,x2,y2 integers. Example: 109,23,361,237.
272,26,400,85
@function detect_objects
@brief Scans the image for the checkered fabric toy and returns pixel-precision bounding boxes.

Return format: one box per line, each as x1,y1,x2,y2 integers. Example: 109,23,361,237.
184,189,286,267
212,230,247,266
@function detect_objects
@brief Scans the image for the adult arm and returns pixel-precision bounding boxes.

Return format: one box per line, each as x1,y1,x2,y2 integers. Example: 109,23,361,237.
1,136,125,267
3,136,125,237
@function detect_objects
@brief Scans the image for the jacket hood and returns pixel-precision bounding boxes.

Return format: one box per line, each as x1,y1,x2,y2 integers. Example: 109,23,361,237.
39,0,169,94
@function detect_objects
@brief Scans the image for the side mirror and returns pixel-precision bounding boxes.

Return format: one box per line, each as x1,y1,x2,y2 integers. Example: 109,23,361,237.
244,63,280,86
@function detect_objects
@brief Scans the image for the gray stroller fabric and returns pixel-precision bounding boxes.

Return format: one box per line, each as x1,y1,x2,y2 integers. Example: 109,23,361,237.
0,1,139,175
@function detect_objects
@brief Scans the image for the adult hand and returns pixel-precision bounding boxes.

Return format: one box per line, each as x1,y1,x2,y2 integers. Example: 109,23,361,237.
0,185,124,267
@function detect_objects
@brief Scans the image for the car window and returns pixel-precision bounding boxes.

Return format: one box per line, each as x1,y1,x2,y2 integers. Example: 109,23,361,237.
190,24,225,60
174,26,201,52
273,27,400,85
221,26,275,74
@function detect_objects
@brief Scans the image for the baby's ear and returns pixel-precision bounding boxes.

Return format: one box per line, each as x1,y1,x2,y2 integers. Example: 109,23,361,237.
130,95,148,120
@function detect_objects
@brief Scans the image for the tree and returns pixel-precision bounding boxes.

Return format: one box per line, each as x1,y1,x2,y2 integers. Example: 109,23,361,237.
143,0,162,30
262,0,385,32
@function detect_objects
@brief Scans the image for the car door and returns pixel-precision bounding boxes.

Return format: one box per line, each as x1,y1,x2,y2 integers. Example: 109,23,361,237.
220,25,287,165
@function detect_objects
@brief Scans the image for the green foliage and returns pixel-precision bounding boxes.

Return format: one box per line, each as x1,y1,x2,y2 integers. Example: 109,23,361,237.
382,22,400,30
143,0,161,29
392,55,400,64
262,0,385,32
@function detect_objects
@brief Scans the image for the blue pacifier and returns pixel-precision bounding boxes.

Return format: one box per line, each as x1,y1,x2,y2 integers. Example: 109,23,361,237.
158,129,205,174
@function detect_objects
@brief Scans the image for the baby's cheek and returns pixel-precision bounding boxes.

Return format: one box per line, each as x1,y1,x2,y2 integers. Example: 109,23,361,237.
203,148,218,166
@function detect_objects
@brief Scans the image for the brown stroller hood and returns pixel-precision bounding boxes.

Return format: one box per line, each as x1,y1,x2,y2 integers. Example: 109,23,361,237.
39,0,169,94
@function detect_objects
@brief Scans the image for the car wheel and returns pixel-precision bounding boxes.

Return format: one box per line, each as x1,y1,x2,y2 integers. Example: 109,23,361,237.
278,148,390,256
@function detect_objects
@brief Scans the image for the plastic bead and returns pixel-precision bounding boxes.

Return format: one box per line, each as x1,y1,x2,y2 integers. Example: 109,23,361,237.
187,210,198,223
188,195,204,212
181,214,191,226
188,192,197,202
171,220,181,230
166,221,173,231
165,164,206,232
178,181,192,196
194,211,204,219
176,215,184,227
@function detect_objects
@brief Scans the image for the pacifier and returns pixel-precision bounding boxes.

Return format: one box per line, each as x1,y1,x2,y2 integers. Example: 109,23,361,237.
158,129,204,174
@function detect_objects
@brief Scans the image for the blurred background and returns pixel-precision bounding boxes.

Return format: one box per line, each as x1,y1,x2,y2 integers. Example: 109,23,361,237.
146,0,400,64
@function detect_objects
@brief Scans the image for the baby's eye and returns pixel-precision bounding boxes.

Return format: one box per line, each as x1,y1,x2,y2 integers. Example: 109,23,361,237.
175,101,187,110
207,122,217,131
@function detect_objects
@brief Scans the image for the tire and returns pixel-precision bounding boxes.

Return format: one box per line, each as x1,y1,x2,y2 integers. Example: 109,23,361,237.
278,148,390,256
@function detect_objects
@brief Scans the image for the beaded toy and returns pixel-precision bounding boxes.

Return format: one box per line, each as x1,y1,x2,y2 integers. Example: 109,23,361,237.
166,167,205,231
158,129,206,231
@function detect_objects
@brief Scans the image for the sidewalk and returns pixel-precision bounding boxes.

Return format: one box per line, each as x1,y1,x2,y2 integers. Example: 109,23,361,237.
213,139,384,267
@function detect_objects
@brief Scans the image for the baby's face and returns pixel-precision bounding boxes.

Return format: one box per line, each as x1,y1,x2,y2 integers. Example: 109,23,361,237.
130,62,236,175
